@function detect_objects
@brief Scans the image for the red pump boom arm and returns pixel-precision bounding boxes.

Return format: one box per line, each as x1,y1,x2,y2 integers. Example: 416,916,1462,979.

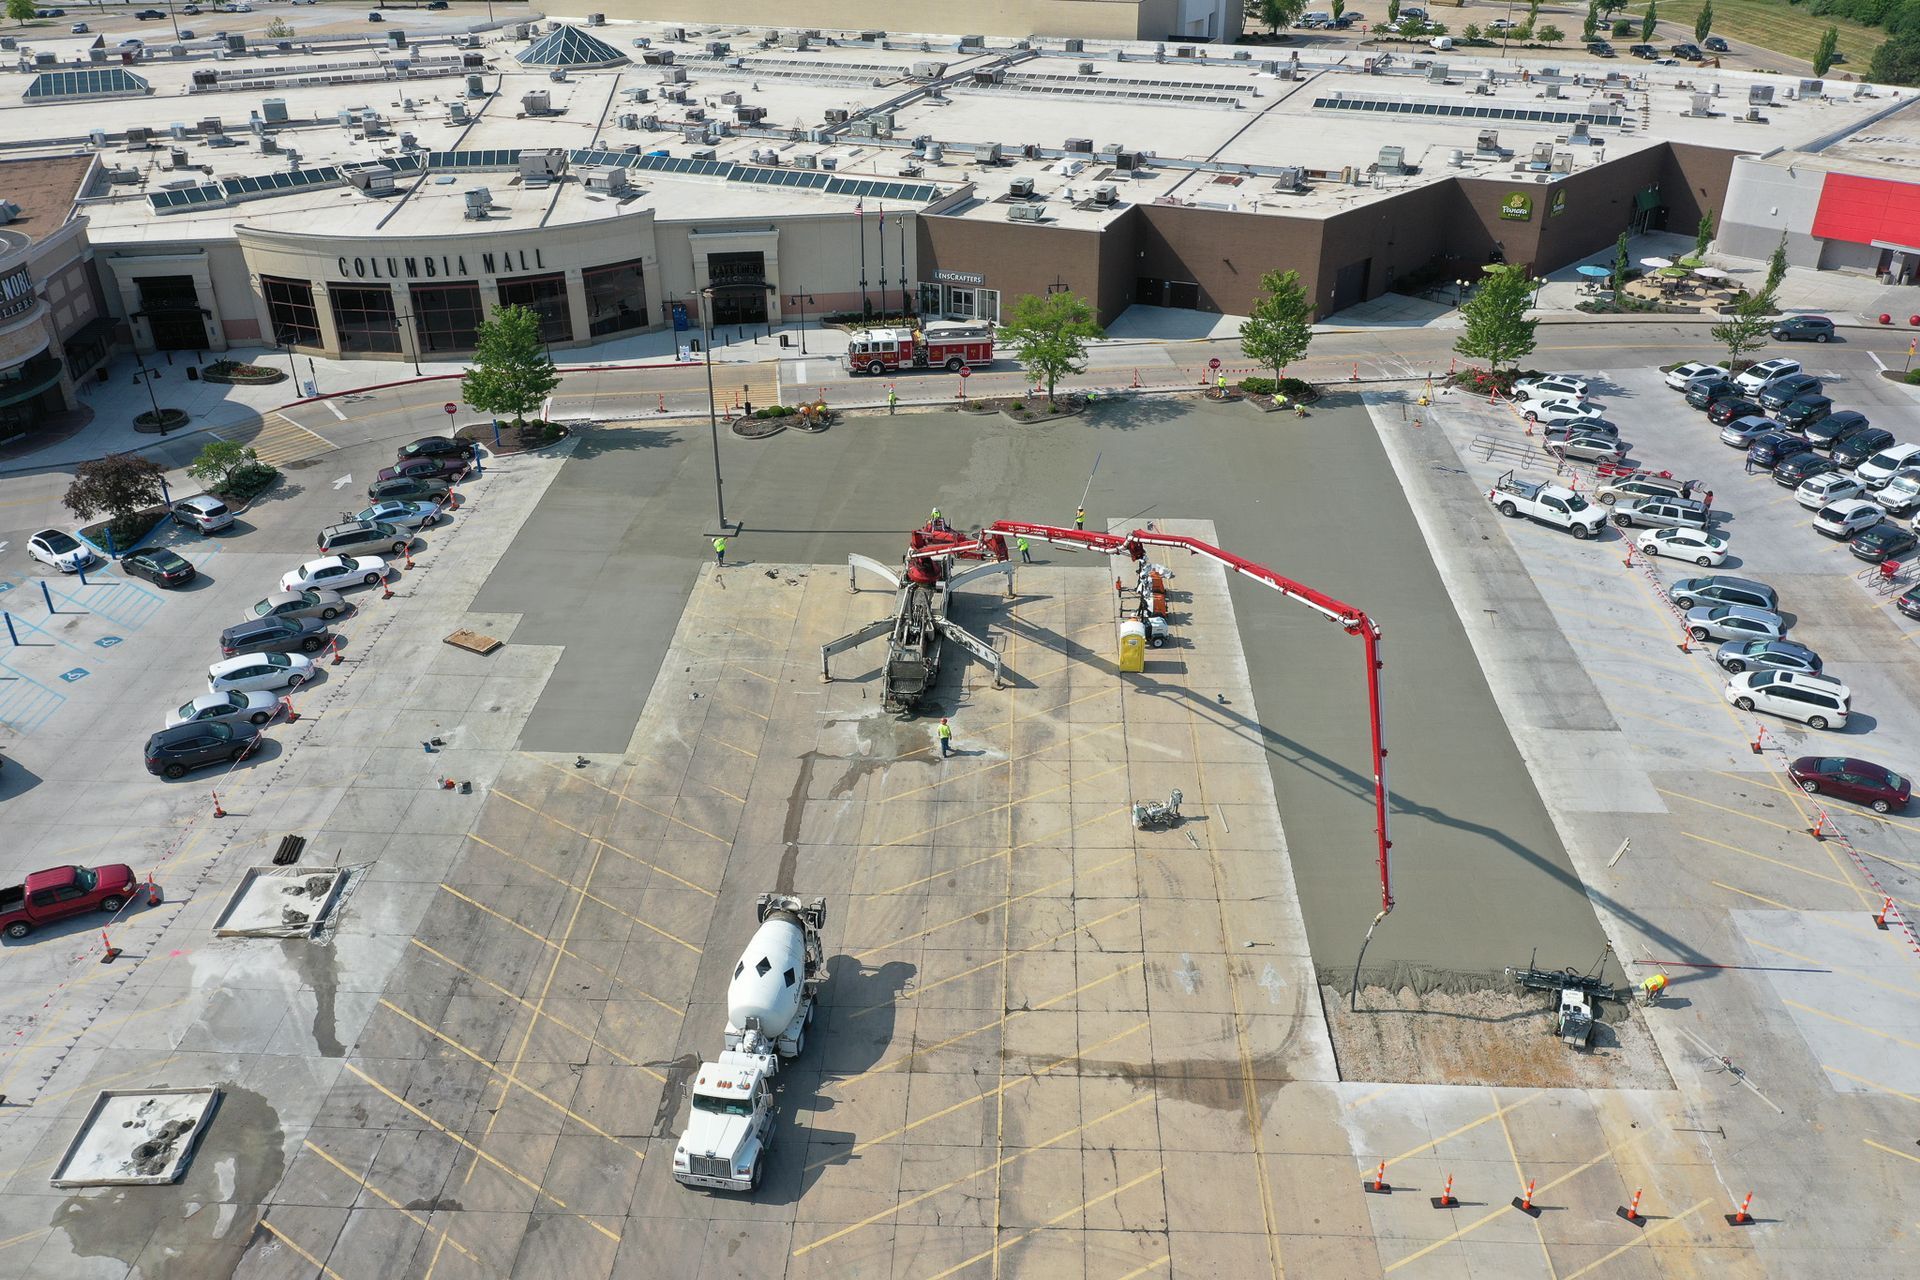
984,520,1394,915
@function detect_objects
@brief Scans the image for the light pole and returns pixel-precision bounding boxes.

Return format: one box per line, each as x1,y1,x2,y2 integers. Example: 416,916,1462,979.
1532,275,1547,307
1455,278,1467,306
275,330,298,382
787,292,813,354
132,349,166,431
698,288,730,537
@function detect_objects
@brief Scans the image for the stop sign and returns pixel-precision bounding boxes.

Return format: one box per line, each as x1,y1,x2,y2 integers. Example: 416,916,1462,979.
958,366,972,378
443,402,457,416
1208,357,1222,371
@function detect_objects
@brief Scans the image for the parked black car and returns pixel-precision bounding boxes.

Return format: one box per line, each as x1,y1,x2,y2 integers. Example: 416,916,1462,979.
1773,315,1835,342
1803,410,1873,451
144,722,259,779
1628,43,1656,57
1704,35,1731,52
1707,396,1764,427
1671,42,1705,60
1850,523,1919,563
395,435,477,464
1587,40,1616,56
1833,427,1899,470
1777,395,1834,431
1746,432,1815,470
1758,373,1825,410
1773,451,1838,488
1898,583,1920,620
1686,378,1744,410
218,616,333,658
120,548,196,588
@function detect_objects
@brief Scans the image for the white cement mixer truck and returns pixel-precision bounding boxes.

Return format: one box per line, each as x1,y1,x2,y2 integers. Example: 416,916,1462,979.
672,893,827,1192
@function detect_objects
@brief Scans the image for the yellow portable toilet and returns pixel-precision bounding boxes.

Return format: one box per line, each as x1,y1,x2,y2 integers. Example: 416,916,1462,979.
1117,618,1147,672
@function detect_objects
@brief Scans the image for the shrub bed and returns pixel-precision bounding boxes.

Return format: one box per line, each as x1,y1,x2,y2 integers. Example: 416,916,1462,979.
1239,376,1323,402
133,407,190,433
454,420,568,455
80,506,167,556
218,461,281,506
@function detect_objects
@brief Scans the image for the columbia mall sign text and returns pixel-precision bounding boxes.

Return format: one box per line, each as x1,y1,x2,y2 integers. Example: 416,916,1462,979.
333,247,549,282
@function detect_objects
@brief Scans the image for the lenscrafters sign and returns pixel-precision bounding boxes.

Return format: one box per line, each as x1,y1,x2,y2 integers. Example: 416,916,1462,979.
332,247,550,282
932,268,985,285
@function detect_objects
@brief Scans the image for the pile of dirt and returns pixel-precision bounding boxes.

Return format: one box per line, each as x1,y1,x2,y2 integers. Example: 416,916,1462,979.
1321,985,1672,1089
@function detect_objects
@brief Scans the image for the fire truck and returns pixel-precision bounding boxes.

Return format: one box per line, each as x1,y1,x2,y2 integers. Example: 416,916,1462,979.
844,324,994,375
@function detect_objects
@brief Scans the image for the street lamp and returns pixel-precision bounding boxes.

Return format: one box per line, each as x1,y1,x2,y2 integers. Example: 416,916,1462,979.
697,281,776,537
131,349,167,431
1455,278,1467,306
1532,275,1547,306
787,292,813,355
274,329,298,382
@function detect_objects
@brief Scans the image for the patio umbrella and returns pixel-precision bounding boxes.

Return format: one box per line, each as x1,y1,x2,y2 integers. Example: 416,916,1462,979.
1657,266,1691,278
1576,264,1612,278
1640,256,1674,269
1693,266,1730,279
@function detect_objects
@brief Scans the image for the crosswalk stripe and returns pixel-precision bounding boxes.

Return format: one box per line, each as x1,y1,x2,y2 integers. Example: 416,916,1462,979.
212,413,335,466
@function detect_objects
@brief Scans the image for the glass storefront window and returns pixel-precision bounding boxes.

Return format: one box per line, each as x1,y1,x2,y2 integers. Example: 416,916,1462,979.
261,275,321,347
409,282,483,354
328,284,400,354
496,272,573,343
583,259,648,337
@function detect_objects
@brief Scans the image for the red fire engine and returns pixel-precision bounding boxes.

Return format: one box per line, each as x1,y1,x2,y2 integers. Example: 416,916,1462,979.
844,323,994,374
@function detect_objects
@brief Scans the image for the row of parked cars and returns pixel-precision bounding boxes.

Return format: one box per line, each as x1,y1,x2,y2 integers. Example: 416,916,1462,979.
140,434,477,780
1491,355,1910,813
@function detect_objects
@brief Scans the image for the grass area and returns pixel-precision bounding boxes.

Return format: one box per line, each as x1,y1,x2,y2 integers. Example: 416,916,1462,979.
1616,0,1884,67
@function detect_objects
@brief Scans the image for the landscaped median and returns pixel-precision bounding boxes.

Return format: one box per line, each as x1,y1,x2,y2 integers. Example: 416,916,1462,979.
199,360,288,387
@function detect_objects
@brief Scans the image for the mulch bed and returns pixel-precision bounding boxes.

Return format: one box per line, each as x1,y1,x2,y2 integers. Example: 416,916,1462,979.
132,408,191,435
962,394,1087,423
454,420,570,456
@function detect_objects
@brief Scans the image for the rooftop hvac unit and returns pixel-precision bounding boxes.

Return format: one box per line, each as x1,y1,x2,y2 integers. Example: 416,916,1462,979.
1260,59,1278,73
585,167,631,195
127,126,152,147
971,67,1003,84
549,68,567,82
1750,84,1774,105
33,51,55,67
821,155,837,170
463,188,492,220
1234,49,1251,60
89,128,107,148
1377,145,1407,174
399,131,417,150
1428,63,1449,82
1064,37,1084,51
1800,78,1824,97
1176,45,1195,58
781,32,810,49
448,101,468,122
1278,59,1297,80
466,74,486,98
260,135,279,154
1690,91,1712,117
685,106,706,122
106,167,140,184
587,12,606,26
642,49,674,65
1566,120,1593,145
1273,166,1303,191
1746,107,1766,122
719,90,740,105
923,141,943,163
1529,140,1554,167
662,66,687,83
1065,137,1092,153
689,146,717,160
1007,203,1045,221
1544,82,1562,98
1022,143,1040,158
900,159,923,176
808,128,830,143
959,34,984,48
756,147,781,165
1551,151,1573,172
680,123,707,141
617,111,638,129
793,152,817,169
387,31,407,50
735,104,766,123
170,123,188,141
349,166,396,195
1476,128,1501,154
824,107,850,123
662,86,687,102
519,148,565,178
1112,150,1139,170
200,116,223,137
522,90,551,115
1009,176,1035,198
166,146,188,168
1078,61,1095,74
977,142,1002,164
1091,183,1117,205
192,68,219,89
911,60,947,77
664,26,684,40
509,23,529,39
639,114,659,129
705,40,729,55
224,34,244,53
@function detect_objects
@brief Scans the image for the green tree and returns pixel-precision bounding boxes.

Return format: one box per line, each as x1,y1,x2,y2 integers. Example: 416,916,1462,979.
1642,0,1657,41
1612,19,1632,37
1387,0,1400,24
63,453,167,548
1695,208,1716,258
1003,291,1103,406
186,439,257,493
1711,289,1776,372
1584,2,1600,39
1238,269,1314,385
1871,30,1920,86
460,304,561,429
1694,2,1712,43
1333,0,1345,19
1815,26,1840,76
1765,233,1789,296
1453,264,1539,372
1258,0,1302,33
1463,21,1482,39
264,16,293,38
1538,23,1564,41
1611,230,1631,295
7,0,36,26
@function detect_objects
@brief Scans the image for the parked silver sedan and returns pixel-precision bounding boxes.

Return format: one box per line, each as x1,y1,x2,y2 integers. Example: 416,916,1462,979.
355,499,444,531
166,689,281,730
1545,434,1628,464
244,588,349,624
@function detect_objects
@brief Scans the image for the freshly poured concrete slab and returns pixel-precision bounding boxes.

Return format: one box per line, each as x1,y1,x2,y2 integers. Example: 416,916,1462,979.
49,1087,221,1187
210,867,352,939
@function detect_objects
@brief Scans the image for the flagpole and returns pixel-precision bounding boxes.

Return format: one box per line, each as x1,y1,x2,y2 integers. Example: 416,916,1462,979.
877,200,888,321
857,201,870,318
897,213,909,317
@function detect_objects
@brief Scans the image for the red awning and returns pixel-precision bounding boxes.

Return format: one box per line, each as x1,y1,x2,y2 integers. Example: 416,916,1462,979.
1811,171,1920,250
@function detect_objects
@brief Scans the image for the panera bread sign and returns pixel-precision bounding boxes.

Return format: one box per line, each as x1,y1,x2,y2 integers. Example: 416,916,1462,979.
1499,192,1534,222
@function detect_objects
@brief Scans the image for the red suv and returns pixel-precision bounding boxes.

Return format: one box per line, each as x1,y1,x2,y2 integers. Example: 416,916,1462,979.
1788,756,1911,813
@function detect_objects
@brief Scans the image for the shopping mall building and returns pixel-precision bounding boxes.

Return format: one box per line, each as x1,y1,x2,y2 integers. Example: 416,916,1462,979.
0,14,1914,418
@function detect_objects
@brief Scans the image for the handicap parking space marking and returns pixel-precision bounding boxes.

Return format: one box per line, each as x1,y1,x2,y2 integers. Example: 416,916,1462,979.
0,581,12,593
58,668,89,683
94,636,123,649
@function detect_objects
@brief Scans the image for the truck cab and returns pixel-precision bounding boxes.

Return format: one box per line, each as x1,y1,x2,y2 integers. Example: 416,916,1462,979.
673,1053,777,1191
2,864,138,939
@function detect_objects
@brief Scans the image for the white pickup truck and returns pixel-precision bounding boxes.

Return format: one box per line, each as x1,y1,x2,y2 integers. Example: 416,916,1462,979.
1487,470,1607,539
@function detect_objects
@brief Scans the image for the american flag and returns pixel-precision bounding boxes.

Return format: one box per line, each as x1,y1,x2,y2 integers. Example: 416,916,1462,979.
855,198,863,218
